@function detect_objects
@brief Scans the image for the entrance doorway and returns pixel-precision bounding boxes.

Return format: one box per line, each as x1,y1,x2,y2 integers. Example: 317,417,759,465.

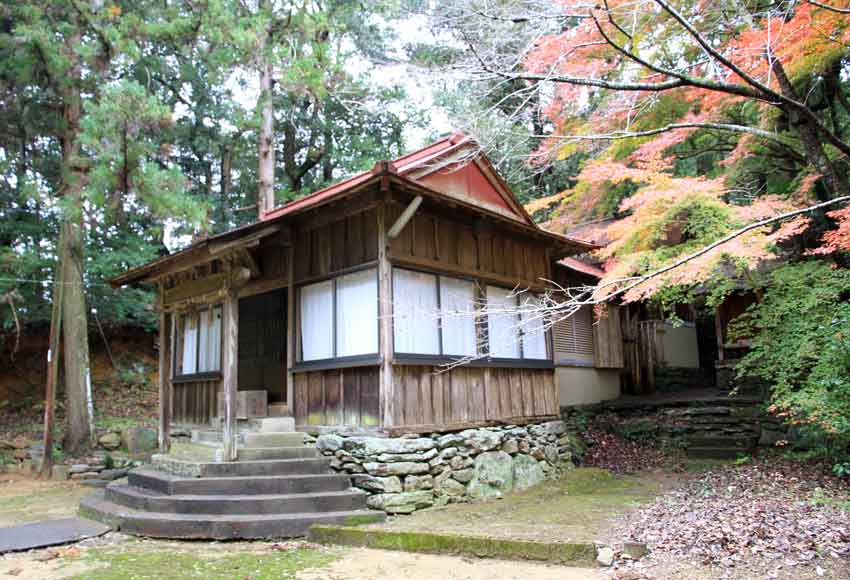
238,289,286,405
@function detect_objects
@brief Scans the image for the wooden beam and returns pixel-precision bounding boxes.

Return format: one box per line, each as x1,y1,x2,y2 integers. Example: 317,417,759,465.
158,307,172,453
387,195,422,239
286,243,295,416
209,225,281,256
377,202,395,428
221,288,239,461
236,247,261,278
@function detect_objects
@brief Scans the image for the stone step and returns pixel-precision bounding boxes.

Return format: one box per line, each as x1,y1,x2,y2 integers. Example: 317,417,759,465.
686,436,757,449
80,492,384,540
243,432,306,448
236,446,319,461
191,430,224,446
246,417,296,433
129,469,352,496
105,484,368,515
152,455,333,478
686,446,748,460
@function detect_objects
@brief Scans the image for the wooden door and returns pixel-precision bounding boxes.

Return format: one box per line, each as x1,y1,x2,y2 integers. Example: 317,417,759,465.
238,289,286,403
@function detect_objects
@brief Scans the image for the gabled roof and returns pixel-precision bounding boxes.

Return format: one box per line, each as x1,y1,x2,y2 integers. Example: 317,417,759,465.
261,132,535,226
557,257,606,279
112,132,596,287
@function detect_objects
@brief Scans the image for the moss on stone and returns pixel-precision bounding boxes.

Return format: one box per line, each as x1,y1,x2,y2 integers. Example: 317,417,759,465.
308,525,596,565
69,545,336,580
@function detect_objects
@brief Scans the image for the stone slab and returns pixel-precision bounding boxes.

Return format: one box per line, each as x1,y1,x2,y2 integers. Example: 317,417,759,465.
0,517,111,554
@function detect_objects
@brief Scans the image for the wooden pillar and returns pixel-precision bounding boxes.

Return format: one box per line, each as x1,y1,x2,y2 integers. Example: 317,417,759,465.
221,289,239,461
377,200,395,428
157,308,173,453
285,243,295,415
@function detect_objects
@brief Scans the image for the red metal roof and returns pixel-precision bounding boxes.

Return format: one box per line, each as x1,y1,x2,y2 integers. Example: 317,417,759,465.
261,132,532,224
558,257,606,279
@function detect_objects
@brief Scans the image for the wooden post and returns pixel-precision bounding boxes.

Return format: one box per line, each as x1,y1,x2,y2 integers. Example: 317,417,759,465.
157,305,172,453
40,253,65,479
285,243,295,415
221,288,239,461
377,200,395,428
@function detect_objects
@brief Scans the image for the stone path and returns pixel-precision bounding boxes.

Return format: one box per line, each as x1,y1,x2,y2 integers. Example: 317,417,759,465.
0,517,110,554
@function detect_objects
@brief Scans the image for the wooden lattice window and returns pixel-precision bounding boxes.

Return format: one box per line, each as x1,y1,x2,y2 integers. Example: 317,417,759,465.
553,305,594,365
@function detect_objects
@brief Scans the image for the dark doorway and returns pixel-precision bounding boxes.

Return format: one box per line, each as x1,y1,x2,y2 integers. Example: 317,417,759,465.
238,289,286,404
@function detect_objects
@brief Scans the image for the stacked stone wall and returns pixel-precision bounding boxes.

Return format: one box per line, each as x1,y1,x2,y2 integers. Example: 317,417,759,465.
312,421,583,514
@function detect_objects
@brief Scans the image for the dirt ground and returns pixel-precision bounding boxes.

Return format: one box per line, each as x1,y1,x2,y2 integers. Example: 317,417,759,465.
0,473,93,527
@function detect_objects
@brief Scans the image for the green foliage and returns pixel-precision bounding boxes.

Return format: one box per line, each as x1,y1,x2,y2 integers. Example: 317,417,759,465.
733,262,850,454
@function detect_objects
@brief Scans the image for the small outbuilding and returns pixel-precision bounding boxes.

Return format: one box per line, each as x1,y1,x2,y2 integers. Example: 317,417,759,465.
112,133,599,459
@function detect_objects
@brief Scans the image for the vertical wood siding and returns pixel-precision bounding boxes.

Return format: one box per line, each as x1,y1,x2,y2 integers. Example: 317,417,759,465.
293,367,380,427
294,208,378,282
172,379,220,425
387,204,548,288
389,366,557,429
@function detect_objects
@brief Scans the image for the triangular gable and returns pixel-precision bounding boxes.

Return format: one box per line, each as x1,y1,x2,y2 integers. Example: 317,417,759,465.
397,136,534,225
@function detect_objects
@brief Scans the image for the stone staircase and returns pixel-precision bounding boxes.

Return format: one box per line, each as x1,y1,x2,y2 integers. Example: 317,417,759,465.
80,418,384,539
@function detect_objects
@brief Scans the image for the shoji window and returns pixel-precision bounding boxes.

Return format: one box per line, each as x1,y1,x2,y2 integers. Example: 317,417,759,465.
174,306,222,377
552,305,594,365
298,268,378,362
393,269,477,357
520,295,548,359
485,286,521,358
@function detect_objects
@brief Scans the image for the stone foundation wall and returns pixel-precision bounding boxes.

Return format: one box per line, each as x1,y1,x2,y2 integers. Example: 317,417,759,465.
313,421,583,514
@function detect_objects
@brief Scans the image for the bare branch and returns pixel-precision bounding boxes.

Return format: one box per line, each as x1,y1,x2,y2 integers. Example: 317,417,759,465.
807,0,850,14
542,122,798,148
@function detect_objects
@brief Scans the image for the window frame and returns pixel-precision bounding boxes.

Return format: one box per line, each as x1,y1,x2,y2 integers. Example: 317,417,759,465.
293,264,380,371
172,305,223,382
391,266,553,368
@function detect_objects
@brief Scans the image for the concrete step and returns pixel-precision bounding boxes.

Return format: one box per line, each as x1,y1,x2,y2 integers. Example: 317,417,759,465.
80,492,384,540
236,446,318,461
129,469,352,496
191,430,223,446
243,432,306,448
686,447,748,460
247,417,296,433
152,455,333,478
105,484,368,515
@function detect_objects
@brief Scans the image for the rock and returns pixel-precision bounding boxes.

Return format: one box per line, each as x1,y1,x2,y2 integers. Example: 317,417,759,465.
80,479,109,488
596,546,615,567
622,541,648,560
329,457,343,470
375,448,437,463
98,432,121,450
99,468,129,480
71,472,101,480
500,439,519,454
363,462,430,477
366,491,434,514
69,464,90,474
51,465,70,481
467,451,514,500
451,468,474,483
436,433,466,449
352,475,402,493
345,437,436,456
341,462,364,473
439,447,458,459
557,433,587,457
316,434,344,453
517,439,531,454
11,436,29,450
530,447,545,461
512,455,544,490
404,474,434,491
437,478,467,497
460,429,503,452
449,455,473,470
528,421,567,438
12,449,28,461
121,427,157,455
544,444,559,464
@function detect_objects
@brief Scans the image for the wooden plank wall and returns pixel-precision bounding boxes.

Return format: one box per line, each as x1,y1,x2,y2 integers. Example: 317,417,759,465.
172,380,220,425
390,366,557,429
293,208,378,283
293,367,380,427
387,204,548,288
593,304,625,368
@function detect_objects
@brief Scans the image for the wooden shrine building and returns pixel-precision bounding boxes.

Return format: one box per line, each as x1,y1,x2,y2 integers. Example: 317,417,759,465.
112,133,594,459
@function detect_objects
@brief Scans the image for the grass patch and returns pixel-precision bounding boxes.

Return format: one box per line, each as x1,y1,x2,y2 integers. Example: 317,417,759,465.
69,545,336,580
